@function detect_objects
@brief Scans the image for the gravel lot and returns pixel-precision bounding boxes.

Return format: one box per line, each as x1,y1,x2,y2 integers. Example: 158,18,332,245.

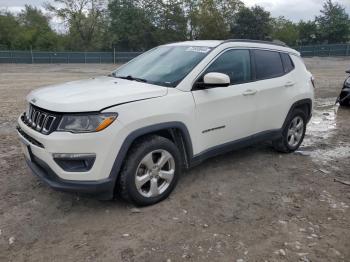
0,58,349,262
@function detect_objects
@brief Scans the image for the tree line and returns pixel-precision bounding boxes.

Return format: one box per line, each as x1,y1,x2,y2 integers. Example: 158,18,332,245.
0,0,349,51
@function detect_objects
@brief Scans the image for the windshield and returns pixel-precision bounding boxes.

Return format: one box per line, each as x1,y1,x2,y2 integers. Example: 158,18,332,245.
112,46,212,87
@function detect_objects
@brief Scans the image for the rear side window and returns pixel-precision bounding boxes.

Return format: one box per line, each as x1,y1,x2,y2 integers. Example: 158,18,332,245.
280,53,295,73
205,49,251,84
253,50,284,80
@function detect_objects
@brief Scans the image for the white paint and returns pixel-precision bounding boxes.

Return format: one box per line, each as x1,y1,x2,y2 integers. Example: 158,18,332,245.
19,40,313,184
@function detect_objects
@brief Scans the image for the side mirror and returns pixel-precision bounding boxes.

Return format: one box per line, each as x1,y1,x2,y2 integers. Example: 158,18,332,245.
346,69,350,74
203,72,230,88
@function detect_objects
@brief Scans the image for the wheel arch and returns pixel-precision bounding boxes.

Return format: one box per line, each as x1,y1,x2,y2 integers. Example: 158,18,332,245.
108,121,194,186
282,99,312,130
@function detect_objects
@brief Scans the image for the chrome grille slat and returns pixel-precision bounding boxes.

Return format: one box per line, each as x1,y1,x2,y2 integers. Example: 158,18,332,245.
22,104,59,135
32,110,39,128
42,116,56,134
36,113,46,131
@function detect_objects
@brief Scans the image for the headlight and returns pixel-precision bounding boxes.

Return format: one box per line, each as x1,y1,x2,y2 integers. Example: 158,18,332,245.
57,113,117,133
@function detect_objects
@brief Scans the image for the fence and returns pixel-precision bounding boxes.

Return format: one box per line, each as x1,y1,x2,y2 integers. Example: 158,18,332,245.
1,44,350,63
294,44,350,57
0,50,143,64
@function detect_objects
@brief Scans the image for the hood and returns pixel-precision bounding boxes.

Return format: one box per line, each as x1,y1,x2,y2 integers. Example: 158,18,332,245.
27,76,168,112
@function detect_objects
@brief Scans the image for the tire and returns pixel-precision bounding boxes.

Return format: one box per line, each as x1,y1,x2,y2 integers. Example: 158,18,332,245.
339,100,350,107
338,92,350,107
273,109,307,153
117,135,182,206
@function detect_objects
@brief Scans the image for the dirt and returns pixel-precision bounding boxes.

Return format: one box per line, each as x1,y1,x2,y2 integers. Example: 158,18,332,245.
0,58,349,262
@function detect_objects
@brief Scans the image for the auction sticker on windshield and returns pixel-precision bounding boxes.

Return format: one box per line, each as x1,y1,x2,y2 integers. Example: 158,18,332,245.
185,47,211,53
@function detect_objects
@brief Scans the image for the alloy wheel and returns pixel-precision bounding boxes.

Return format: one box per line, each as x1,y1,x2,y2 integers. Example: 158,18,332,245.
287,116,304,148
135,149,175,198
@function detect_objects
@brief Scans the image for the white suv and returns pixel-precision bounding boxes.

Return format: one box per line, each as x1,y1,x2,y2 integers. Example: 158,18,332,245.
17,40,314,206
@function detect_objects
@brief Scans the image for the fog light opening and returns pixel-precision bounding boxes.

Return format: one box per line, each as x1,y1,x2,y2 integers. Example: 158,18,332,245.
53,153,96,172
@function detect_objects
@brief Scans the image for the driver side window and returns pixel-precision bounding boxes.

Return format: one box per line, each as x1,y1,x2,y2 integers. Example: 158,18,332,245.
204,49,252,85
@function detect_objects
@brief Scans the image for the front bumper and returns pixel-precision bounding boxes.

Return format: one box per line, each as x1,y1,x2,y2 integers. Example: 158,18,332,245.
17,113,128,199
26,152,114,199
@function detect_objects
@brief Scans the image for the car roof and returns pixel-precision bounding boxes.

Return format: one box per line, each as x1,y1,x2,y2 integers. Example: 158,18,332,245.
165,39,300,56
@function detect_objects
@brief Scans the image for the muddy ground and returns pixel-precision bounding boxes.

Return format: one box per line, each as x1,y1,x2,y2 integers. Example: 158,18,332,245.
0,58,349,262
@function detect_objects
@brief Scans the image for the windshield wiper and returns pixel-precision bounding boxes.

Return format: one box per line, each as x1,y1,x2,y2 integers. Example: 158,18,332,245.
115,75,148,83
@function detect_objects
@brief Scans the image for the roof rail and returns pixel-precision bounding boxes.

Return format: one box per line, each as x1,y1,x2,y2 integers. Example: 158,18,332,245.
222,39,288,47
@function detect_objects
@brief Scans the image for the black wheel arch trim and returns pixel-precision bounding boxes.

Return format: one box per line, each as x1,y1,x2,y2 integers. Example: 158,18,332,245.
108,121,194,183
282,99,312,130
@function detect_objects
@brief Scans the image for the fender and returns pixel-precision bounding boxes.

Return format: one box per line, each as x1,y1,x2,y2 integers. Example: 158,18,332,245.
108,121,193,183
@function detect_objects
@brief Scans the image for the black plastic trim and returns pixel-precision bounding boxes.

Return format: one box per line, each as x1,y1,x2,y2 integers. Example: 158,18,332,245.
108,122,193,182
26,154,114,200
53,155,96,172
282,99,313,128
191,129,281,167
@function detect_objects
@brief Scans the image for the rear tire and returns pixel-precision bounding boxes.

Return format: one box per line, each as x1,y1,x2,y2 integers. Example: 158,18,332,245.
338,92,350,107
273,109,307,153
118,135,182,206
339,100,349,107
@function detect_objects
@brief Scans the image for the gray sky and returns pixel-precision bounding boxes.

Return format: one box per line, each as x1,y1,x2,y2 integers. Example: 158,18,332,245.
0,0,350,22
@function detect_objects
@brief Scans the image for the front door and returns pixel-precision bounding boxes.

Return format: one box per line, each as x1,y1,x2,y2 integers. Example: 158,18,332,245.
191,49,258,154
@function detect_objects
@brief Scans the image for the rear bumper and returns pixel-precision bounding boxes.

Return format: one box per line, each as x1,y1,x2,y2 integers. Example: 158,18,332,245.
26,152,115,200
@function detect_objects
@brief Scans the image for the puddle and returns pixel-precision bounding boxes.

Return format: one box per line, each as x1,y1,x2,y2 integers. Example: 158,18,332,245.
303,145,350,165
304,97,338,145
298,97,350,164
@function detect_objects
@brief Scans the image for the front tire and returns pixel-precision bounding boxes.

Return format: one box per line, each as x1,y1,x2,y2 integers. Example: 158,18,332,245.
273,109,307,153
118,135,182,206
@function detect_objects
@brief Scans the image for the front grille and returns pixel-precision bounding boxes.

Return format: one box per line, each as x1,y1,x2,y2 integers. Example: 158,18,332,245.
21,104,60,135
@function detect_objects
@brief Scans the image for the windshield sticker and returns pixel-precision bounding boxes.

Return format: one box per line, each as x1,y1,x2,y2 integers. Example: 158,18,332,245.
185,47,211,53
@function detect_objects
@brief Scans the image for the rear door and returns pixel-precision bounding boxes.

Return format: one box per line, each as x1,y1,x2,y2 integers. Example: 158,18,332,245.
252,50,296,132
191,49,258,153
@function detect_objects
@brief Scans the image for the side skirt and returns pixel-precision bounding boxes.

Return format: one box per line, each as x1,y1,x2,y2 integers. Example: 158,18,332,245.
189,129,281,168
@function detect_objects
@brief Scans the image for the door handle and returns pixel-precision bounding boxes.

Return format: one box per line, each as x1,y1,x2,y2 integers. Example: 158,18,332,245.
242,89,257,96
285,81,295,87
